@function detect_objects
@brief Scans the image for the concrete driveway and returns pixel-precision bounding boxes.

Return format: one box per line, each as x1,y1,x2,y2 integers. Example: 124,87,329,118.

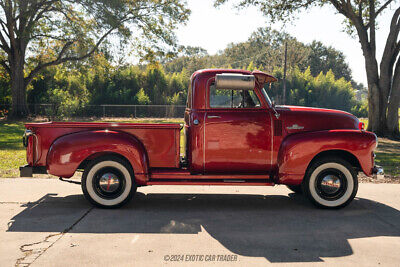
1,178,400,266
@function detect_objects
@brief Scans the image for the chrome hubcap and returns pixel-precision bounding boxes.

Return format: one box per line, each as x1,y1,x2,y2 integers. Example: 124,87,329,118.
99,173,120,193
320,175,341,195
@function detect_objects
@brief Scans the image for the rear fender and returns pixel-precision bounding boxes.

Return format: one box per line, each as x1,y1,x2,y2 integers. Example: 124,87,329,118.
47,130,149,185
277,130,377,185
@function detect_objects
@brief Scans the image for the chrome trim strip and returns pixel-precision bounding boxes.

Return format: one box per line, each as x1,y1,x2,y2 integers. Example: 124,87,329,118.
207,115,221,119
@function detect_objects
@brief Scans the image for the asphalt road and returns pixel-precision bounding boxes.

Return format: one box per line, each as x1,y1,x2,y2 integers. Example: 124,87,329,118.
1,178,400,266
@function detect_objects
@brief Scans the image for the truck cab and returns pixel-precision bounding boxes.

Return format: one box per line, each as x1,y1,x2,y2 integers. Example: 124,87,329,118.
21,69,382,209
184,69,275,175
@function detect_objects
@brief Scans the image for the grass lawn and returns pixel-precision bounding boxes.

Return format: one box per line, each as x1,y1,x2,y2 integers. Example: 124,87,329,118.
0,121,27,177
1,118,399,179
374,138,400,177
359,118,400,178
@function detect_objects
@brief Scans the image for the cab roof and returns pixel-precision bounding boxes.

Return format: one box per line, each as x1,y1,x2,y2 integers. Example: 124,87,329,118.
191,69,277,85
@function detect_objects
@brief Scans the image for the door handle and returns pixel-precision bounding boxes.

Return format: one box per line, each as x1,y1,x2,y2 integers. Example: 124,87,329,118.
207,115,221,119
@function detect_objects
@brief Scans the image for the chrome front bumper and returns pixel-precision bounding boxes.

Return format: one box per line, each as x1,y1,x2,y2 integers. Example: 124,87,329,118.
372,165,384,179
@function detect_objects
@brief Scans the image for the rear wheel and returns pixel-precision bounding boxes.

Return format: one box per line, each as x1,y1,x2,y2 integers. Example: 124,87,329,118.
82,156,136,208
286,185,303,194
303,157,358,209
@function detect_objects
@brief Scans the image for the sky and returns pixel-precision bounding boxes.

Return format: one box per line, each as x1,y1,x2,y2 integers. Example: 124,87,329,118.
175,0,396,86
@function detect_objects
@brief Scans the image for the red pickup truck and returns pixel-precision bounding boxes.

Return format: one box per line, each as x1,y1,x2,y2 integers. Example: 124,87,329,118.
21,69,382,209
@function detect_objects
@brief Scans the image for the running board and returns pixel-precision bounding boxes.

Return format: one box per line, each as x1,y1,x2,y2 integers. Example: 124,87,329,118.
149,170,271,180
147,179,274,186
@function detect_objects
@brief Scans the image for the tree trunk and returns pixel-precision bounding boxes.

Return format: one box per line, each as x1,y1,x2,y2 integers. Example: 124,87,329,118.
9,53,29,119
387,95,400,138
363,49,386,135
387,60,400,138
367,82,383,133
362,49,393,136
351,4,399,137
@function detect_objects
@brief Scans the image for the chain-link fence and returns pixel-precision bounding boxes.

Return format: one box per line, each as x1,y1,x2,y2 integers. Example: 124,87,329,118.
0,103,186,118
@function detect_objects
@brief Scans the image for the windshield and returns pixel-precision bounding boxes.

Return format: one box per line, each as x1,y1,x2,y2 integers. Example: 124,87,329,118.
261,87,273,107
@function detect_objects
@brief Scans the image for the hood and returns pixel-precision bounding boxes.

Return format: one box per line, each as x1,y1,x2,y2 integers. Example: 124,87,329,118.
276,105,359,135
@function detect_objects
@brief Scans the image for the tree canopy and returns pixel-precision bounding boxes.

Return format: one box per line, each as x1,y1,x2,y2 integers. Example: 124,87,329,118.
0,2,372,123
17,53,365,119
164,27,356,85
215,0,400,137
0,0,190,118
0,24,367,119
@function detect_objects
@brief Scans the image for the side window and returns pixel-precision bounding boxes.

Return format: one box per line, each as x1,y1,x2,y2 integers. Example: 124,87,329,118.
209,84,261,108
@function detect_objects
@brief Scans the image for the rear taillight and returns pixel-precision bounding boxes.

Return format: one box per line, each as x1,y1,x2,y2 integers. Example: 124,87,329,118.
22,130,33,147
358,122,365,131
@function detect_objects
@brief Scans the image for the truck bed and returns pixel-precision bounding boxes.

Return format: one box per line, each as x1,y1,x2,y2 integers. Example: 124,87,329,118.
25,121,181,169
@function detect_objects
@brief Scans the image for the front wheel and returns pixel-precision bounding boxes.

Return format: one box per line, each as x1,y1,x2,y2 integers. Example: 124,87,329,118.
82,156,136,208
303,157,358,209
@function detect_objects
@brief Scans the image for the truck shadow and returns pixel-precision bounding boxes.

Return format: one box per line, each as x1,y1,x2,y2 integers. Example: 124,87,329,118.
7,191,400,262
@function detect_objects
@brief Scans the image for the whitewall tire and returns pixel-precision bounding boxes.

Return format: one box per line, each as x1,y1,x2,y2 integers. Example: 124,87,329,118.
303,157,358,209
82,156,136,208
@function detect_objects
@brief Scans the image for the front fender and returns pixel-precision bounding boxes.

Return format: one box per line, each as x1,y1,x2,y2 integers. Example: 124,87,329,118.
277,130,376,185
47,130,149,184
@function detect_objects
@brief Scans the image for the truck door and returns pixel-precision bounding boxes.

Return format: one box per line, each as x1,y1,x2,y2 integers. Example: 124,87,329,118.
204,83,272,174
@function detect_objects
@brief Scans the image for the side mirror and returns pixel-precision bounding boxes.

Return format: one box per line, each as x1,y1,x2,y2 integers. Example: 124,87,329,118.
269,97,280,119
271,97,276,107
